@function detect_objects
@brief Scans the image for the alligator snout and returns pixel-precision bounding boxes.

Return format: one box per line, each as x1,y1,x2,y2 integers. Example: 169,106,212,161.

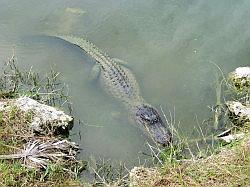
135,104,172,146
150,121,172,146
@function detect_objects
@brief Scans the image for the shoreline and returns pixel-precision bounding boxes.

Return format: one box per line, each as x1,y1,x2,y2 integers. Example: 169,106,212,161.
0,59,249,186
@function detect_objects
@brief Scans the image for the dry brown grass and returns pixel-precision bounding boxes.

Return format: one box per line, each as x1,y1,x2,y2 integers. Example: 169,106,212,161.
154,136,250,187
0,104,34,155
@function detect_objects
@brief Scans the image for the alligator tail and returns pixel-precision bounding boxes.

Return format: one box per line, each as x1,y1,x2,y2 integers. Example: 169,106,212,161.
52,35,112,66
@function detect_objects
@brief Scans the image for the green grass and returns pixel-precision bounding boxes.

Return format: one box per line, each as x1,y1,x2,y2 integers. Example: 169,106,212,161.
0,161,36,187
155,132,250,187
0,59,84,187
0,56,71,108
0,160,84,187
0,102,84,187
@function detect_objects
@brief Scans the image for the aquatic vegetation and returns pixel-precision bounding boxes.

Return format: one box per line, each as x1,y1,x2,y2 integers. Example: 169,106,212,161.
0,53,71,109
87,157,129,186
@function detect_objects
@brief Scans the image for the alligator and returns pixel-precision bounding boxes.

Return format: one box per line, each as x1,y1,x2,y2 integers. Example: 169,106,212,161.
54,35,172,146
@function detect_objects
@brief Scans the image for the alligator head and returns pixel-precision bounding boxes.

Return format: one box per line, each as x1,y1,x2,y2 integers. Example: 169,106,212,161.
135,104,172,146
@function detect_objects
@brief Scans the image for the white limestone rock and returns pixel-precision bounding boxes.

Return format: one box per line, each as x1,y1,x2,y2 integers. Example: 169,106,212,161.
219,133,245,143
234,67,250,78
229,66,250,90
0,97,73,134
226,101,250,125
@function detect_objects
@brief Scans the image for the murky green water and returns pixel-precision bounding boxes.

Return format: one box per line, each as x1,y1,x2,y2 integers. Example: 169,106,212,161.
0,0,249,167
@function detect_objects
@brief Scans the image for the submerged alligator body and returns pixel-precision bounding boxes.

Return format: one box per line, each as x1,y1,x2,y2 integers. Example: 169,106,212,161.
55,35,172,146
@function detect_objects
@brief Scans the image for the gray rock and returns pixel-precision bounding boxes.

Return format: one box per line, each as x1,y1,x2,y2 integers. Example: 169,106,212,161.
226,101,250,125
219,133,245,143
0,97,73,134
228,66,250,90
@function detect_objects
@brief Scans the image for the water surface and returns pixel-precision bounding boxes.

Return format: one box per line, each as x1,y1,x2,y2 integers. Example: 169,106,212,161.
0,0,249,167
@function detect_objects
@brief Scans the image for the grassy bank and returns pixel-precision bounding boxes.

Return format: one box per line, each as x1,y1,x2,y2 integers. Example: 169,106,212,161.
129,66,250,187
156,132,250,186
0,57,84,187
0,105,85,187
156,67,250,186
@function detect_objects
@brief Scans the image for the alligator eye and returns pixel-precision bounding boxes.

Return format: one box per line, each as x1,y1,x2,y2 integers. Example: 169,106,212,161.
140,115,150,123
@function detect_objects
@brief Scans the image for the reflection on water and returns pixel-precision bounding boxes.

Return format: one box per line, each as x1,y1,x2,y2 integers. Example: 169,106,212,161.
0,0,249,167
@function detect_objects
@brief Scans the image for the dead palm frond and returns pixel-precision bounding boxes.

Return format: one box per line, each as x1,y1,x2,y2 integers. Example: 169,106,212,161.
0,139,79,169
